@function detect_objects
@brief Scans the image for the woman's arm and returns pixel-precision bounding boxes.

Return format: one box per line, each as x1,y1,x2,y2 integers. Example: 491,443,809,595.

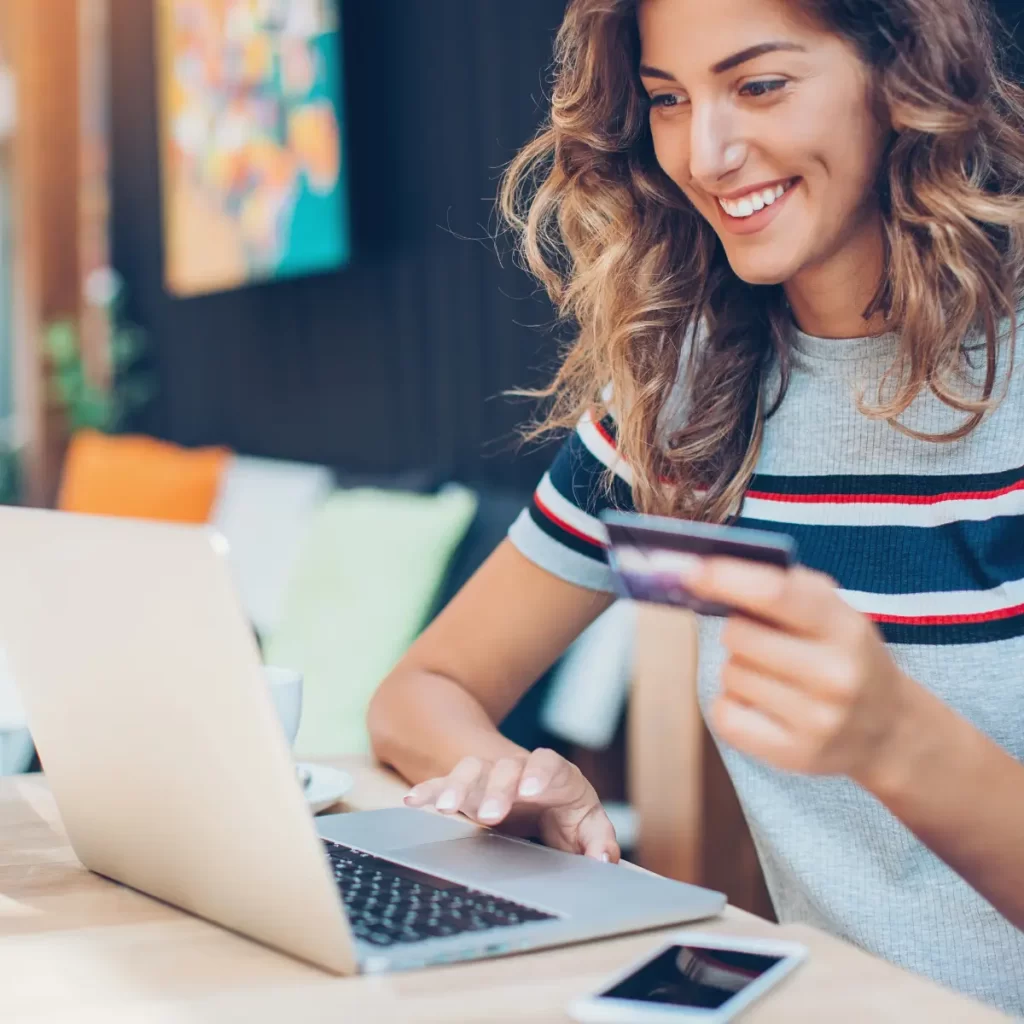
368,540,618,855
368,538,613,782
368,539,624,859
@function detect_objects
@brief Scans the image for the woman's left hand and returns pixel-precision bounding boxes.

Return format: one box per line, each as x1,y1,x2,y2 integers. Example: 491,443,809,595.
682,557,918,787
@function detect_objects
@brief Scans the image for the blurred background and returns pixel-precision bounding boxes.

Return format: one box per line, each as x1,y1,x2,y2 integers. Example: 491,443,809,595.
0,0,1022,914
0,0,621,848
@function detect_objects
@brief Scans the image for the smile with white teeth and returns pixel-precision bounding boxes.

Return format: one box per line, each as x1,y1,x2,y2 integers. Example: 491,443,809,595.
718,181,793,219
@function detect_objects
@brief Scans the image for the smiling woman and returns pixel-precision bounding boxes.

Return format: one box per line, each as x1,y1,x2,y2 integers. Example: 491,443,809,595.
500,0,1024,525
368,1,1024,1016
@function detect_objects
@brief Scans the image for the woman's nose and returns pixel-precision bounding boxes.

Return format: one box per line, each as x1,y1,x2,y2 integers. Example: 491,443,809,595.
688,104,747,188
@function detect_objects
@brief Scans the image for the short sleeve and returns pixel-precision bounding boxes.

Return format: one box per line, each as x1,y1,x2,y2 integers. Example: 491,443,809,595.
508,408,635,592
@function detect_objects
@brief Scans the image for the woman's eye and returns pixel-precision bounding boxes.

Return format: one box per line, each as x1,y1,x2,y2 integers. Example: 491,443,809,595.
740,79,787,99
649,93,685,110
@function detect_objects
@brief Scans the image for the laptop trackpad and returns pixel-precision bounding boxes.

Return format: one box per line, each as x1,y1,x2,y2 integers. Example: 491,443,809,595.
394,832,578,885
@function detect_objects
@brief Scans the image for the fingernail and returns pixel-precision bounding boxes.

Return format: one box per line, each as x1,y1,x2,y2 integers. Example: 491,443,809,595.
436,790,457,811
601,852,611,863
518,777,541,797
478,799,502,821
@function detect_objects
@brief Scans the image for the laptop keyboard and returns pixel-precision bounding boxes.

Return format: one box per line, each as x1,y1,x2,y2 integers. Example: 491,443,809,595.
323,839,556,947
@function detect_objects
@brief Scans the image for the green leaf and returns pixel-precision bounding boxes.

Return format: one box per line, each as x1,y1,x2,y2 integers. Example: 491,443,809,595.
73,391,113,432
46,321,80,367
53,365,85,404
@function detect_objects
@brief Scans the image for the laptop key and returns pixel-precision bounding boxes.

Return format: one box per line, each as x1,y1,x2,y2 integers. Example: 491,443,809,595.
323,839,556,948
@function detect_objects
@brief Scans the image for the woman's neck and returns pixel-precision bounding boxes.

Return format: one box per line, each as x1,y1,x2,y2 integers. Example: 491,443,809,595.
783,217,889,340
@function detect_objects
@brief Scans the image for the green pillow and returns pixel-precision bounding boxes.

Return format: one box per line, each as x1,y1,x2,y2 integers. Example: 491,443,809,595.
264,485,477,758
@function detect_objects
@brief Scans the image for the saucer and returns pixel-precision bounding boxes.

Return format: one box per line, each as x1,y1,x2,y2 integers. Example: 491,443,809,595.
299,763,354,815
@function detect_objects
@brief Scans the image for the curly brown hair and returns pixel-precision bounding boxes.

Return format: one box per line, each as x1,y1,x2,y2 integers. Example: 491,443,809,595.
500,0,1024,523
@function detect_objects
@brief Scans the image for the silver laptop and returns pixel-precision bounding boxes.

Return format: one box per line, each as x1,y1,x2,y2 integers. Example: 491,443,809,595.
0,505,725,974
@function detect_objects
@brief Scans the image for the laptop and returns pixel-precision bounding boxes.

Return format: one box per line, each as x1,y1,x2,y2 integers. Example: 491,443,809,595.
0,505,725,974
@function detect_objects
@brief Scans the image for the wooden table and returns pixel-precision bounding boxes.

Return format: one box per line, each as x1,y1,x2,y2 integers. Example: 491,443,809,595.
0,758,1008,1023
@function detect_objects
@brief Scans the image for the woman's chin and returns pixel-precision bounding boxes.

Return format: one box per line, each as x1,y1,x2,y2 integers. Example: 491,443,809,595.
724,252,799,287
716,245,802,290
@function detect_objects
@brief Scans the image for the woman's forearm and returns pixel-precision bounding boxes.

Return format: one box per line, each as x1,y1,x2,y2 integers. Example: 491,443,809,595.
863,679,1024,931
367,668,527,785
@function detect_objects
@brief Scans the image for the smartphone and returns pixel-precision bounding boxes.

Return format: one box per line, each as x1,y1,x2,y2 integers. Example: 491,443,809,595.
599,510,798,617
567,931,808,1023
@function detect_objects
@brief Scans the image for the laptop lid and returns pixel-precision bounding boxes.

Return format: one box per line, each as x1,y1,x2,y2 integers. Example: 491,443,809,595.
0,506,356,974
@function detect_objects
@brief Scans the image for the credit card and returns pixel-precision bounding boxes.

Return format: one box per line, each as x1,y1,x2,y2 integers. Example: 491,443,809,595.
599,510,797,616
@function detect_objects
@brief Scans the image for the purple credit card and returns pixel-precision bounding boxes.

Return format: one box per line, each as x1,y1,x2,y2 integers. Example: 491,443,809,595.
600,510,798,616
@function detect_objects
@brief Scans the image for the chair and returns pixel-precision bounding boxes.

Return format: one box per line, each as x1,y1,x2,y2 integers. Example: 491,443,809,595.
627,603,775,919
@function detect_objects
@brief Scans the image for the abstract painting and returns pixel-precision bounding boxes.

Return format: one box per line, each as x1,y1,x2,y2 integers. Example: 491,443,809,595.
156,0,350,296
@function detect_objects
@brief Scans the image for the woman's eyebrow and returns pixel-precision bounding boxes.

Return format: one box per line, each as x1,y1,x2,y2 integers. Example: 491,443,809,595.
638,41,807,82
711,41,807,74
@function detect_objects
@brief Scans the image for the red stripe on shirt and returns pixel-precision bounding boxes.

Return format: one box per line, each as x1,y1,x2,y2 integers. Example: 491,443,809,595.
869,602,1024,626
533,493,607,549
746,479,1024,506
592,418,617,451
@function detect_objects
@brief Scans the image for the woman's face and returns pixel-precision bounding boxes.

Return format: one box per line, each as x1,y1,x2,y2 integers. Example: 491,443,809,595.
638,0,889,287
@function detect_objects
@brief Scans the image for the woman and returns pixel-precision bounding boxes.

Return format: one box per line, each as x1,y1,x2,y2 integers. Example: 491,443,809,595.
368,0,1024,1013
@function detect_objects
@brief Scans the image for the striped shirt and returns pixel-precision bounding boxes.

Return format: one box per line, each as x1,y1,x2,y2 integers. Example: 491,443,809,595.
509,328,1024,1016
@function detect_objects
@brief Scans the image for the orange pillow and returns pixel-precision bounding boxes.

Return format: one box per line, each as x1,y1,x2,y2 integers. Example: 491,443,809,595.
58,429,231,523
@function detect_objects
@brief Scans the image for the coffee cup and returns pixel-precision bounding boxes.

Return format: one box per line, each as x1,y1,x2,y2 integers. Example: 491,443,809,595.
264,665,303,749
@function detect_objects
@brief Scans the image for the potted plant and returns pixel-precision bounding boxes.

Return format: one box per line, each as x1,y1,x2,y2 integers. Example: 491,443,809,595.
46,267,156,436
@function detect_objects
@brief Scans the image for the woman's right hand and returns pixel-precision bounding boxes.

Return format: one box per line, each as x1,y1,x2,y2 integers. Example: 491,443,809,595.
403,748,620,863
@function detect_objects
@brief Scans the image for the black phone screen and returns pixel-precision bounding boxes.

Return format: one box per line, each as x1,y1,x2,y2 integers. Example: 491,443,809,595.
601,944,784,1010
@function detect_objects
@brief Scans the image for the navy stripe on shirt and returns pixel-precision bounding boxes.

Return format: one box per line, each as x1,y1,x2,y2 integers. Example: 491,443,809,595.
749,465,1024,500
548,416,634,517
739,515,1024,596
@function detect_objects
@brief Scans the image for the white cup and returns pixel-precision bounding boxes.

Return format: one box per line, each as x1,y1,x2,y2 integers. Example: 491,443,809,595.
264,665,303,749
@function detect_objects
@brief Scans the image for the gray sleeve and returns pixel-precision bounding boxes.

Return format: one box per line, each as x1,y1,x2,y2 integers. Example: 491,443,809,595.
507,508,616,593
